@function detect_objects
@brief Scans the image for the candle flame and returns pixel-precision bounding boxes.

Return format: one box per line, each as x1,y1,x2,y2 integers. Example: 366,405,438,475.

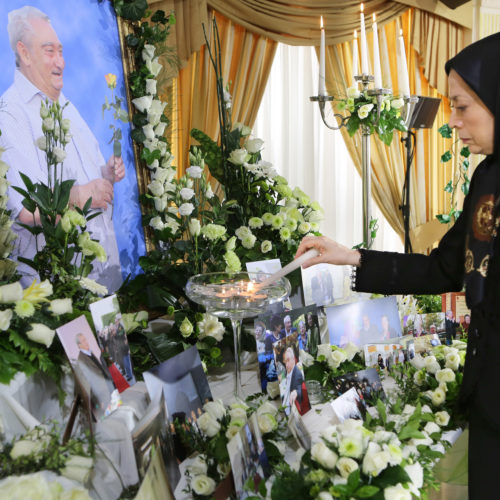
320,15,324,29
360,3,364,13
373,13,376,22
247,281,255,293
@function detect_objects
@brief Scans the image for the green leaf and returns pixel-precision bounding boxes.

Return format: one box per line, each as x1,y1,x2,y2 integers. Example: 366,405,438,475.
130,128,146,144
461,181,470,195
440,151,452,163
113,0,148,21
373,465,411,489
438,123,453,138
347,468,360,490
20,172,35,192
460,146,470,158
355,485,380,498
436,213,451,224
444,180,453,193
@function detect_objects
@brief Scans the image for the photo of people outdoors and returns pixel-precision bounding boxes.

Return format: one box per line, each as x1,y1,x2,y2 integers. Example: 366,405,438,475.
331,368,385,406
273,337,311,416
326,296,402,347
402,312,445,339
255,305,320,391
89,294,136,386
302,262,344,307
364,343,414,370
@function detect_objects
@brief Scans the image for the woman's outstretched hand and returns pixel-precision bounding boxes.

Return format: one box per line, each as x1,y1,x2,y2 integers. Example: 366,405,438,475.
295,235,361,269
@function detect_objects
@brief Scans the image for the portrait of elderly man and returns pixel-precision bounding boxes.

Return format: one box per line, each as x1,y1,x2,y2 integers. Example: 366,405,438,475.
282,347,304,416
0,5,125,292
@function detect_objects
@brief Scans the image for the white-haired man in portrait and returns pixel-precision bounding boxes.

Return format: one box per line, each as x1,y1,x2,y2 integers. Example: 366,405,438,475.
0,6,125,292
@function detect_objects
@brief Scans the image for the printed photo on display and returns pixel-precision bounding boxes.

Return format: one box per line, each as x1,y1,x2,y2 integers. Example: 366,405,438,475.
326,296,402,348
89,294,136,386
255,305,320,392
301,262,345,307
331,387,365,422
143,346,212,422
364,342,415,370
402,312,446,339
227,413,270,499
330,368,385,407
273,336,311,416
134,449,175,500
288,405,312,450
56,315,116,419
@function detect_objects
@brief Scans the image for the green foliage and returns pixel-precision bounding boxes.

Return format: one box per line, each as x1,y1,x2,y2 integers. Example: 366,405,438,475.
413,294,442,313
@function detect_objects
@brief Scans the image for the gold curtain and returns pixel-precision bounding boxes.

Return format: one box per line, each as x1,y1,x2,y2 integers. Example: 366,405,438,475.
320,9,468,247
168,12,277,176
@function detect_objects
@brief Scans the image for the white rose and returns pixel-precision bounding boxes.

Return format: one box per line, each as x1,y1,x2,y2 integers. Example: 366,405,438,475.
229,407,247,421
424,422,441,435
431,443,446,454
132,95,153,113
391,98,405,109
188,218,201,237
148,179,164,197
336,456,359,478
311,441,338,470
225,422,244,440
257,401,278,417
246,138,264,154
318,493,334,500
435,411,450,426
178,203,194,216
197,314,225,341
142,124,155,140
383,483,412,500
329,348,347,369
299,349,315,367
241,234,256,249
203,400,226,421
145,78,157,95
146,57,163,77
347,86,361,98
49,298,72,315
186,166,203,178
0,308,12,330
358,103,374,119
187,455,208,476
258,413,278,434
317,343,332,360
421,404,432,414
0,281,23,303
409,432,433,448
343,342,359,361
191,474,216,496
436,368,456,384
10,439,45,458
61,455,93,484
410,353,425,370
338,434,364,459
402,404,416,416
445,352,460,371
149,216,165,231
423,355,437,369
228,148,250,165
197,412,221,438
142,43,156,62
404,462,423,496
362,442,390,477
26,323,55,347
373,430,395,443
154,122,166,136
154,196,167,212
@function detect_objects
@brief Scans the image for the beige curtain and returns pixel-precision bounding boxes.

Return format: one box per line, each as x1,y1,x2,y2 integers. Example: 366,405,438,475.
168,12,277,175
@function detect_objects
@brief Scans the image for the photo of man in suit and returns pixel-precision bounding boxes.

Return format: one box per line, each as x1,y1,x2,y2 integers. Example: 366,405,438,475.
281,315,297,338
282,347,303,416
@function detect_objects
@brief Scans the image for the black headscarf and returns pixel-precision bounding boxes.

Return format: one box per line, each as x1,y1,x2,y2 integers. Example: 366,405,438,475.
445,32,500,308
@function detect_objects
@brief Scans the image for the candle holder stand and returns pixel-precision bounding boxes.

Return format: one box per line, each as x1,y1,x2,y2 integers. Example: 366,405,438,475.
310,76,419,249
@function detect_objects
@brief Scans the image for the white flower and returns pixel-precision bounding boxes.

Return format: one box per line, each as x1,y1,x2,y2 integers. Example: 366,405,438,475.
179,203,194,216
362,442,390,477
311,441,338,470
402,404,416,416
299,349,314,367
391,98,405,109
188,218,201,237
142,124,155,140
321,426,339,445
49,298,72,315
154,196,167,212
149,216,165,231
35,136,47,151
383,442,403,466
148,99,167,126
10,439,45,458
233,122,252,136
336,457,359,478
424,421,441,435
154,122,166,136
338,434,364,459
329,349,347,369
404,462,423,496
409,432,433,447
186,166,203,178
132,95,153,113
246,138,264,154
267,380,280,399
197,412,221,437
235,226,252,240
203,400,226,421
383,483,412,500
410,353,425,370
435,410,450,426
60,455,93,484
26,323,55,347
426,361,441,375
146,56,162,77
228,148,250,165
248,217,263,229
358,103,374,119
78,277,108,296
0,282,23,303
187,454,208,476
436,368,456,384
142,43,156,62
413,370,426,386
197,314,225,341
42,117,54,131
317,343,332,359
258,413,278,434
421,404,432,414
179,317,194,338
445,352,460,371
225,421,244,440
256,401,278,417
347,86,361,98
53,147,66,163
145,78,157,95
205,184,214,198
431,442,446,454
431,387,446,406
191,474,216,496
261,240,272,253
148,179,164,197
318,493,334,500
343,342,359,361
241,234,257,249
0,308,13,330
179,187,194,201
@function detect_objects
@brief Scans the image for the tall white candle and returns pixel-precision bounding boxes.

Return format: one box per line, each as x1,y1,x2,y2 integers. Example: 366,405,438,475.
352,30,359,87
398,28,411,97
359,3,369,75
319,16,326,96
372,14,382,88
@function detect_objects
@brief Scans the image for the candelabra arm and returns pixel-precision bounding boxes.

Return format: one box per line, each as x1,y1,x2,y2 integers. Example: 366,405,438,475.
309,95,349,130
402,95,419,128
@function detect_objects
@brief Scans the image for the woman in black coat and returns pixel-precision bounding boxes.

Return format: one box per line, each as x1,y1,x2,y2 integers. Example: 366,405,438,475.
296,32,500,499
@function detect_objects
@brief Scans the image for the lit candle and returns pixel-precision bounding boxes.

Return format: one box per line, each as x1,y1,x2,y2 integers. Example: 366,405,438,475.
319,16,326,96
352,30,359,87
359,3,369,75
372,14,382,88
398,28,411,97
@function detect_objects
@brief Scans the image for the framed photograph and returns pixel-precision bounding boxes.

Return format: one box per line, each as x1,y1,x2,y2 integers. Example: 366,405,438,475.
134,449,175,500
402,312,445,338
227,413,270,499
301,262,348,307
246,258,282,278
331,368,384,406
330,387,365,422
132,393,180,489
0,1,146,290
143,346,212,422
288,405,312,450
255,305,319,393
89,294,136,385
56,315,116,419
326,296,402,347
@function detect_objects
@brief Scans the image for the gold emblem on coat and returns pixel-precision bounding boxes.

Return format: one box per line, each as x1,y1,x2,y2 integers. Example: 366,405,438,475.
472,195,495,241
464,248,474,274
478,255,490,277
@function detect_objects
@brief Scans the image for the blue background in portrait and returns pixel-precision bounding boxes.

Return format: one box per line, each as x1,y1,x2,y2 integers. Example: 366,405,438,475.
0,0,146,281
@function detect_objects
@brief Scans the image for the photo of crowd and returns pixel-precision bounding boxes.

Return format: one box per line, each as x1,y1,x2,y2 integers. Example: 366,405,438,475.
364,342,415,370
326,296,402,347
255,306,320,392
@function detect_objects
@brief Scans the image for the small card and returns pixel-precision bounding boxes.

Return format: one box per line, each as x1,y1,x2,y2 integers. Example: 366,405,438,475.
330,368,385,407
288,405,312,449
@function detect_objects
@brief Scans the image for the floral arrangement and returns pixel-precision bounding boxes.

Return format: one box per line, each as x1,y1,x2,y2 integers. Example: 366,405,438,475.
337,87,407,146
